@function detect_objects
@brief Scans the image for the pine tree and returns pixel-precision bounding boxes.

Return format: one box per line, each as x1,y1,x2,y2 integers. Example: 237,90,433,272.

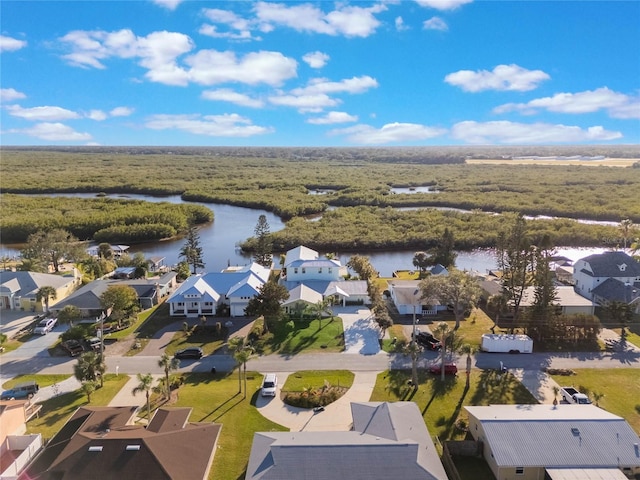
252,215,273,267
179,224,205,274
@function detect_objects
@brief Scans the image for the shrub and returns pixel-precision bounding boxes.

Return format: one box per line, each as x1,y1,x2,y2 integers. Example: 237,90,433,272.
282,386,347,408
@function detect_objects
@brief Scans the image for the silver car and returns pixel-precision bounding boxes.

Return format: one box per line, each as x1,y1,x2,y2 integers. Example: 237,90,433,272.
34,318,57,335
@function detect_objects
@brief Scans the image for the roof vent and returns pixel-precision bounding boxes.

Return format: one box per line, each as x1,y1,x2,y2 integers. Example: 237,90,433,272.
571,428,580,436
126,445,141,451
88,446,103,452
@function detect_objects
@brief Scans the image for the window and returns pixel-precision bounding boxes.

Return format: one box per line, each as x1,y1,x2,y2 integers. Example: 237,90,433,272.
294,268,298,274
318,268,322,274
515,467,524,475
328,268,332,274
302,268,306,274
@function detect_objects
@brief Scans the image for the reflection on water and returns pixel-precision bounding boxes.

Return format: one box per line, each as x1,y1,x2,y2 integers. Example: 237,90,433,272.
0,193,612,276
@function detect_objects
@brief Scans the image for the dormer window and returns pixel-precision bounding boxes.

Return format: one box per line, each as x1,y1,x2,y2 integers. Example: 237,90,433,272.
619,263,627,272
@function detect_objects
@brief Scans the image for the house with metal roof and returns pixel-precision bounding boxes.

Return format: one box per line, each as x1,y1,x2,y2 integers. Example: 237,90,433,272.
246,401,449,480
19,406,221,480
519,285,595,315
167,262,270,317
573,252,640,313
465,404,640,480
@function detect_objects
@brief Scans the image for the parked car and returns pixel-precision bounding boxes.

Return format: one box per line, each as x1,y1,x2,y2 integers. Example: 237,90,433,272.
87,337,102,352
413,331,442,351
174,347,203,359
261,373,278,397
1,381,39,400
34,318,57,335
62,339,84,357
428,363,458,375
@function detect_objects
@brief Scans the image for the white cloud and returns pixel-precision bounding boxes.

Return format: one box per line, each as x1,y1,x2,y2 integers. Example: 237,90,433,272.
202,88,265,108
151,0,183,10
7,105,80,121
493,87,640,119
330,122,447,144
395,17,409,31
0,88,26,103
199,8,256,40
303,51,330,69
88,110,108,121
145,113,273,137
293,76,379,95
307,111,358,125
110,106,134,117
445,64,550,92
11,122,92,141
0,35,27,52
414,0,473,10
268,93,340,112
186,50,297,87
423,17,448,31
60,29,193,86
254,1,386,37
451,120,622,144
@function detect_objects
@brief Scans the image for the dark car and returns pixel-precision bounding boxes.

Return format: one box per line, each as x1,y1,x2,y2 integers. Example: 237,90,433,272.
62,339,84,357
413,332,442,351
175,347,203,359
428,363,458,375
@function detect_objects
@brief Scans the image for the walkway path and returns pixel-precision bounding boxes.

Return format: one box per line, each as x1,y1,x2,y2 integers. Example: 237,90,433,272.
255,371,381,431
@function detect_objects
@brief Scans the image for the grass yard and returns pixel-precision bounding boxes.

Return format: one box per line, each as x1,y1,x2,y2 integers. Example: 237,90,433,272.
371,369,537,442
549,369,640,434
2,374,70,390
165,327,226,356
381,324,407,352
419,308,496,349
262,316,345,354
25,374,130,442
282,370,355,391
172,372,287,480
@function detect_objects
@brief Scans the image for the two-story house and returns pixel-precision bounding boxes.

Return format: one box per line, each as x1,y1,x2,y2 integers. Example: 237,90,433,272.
573,251,640,312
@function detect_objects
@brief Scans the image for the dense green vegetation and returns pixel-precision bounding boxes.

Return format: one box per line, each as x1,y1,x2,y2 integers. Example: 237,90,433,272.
258,207,622,252
0,194,213,243
1,147,638,248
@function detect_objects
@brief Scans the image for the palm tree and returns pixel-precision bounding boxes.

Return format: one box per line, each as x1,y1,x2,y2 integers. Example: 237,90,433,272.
228,336,246,394
36,286,57,312
592,391,605,407
405,340,422,389
311,298,333,330
158,354,180,399
460,343,475,388
74,351,106,387
81,381,98,403
552,386,560,407
619,219,634,250
235,348,253,398
132,373,155,420
435,322,451,381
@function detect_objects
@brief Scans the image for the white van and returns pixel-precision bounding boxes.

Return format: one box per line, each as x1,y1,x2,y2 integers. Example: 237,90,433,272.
261,374,278,397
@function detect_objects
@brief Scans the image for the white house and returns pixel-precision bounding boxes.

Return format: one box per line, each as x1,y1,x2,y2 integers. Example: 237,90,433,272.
282,245,346,282
387,280,444,316
466,404,640,480
573,251,640,300
168,263,270,317
519,285,595,315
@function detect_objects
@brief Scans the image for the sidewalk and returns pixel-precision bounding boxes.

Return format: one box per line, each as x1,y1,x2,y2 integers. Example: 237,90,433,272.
108,374,163,407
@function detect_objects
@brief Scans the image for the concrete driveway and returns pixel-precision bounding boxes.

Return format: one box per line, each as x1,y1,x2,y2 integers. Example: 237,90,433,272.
335,307,381,355
255,370,381,431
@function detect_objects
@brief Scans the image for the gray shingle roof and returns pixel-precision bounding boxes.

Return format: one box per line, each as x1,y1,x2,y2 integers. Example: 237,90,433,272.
580,252,640,277
247,402,448,480
592,278,640,303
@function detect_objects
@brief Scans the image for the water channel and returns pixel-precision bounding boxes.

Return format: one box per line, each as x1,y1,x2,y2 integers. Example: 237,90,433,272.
0,193,610,277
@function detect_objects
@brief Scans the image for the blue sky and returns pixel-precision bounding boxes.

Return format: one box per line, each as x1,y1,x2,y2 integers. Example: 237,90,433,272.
1,0,639,147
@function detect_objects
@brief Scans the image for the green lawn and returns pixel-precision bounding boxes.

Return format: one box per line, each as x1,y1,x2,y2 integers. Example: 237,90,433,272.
549,369,640,434
419,308,496,349
282,370,355,391
25,374,130,441
263,316,345,354
172,372,287,480
381,324,407,352
2,374,71,390
165,328,226,356
371,369,538,442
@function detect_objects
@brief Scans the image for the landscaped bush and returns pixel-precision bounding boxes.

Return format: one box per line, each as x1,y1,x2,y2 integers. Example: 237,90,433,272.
60,324,95,341
282,385,347,408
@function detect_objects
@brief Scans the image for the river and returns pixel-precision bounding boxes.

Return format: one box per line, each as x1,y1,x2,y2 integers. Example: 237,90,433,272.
0,193,611,277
